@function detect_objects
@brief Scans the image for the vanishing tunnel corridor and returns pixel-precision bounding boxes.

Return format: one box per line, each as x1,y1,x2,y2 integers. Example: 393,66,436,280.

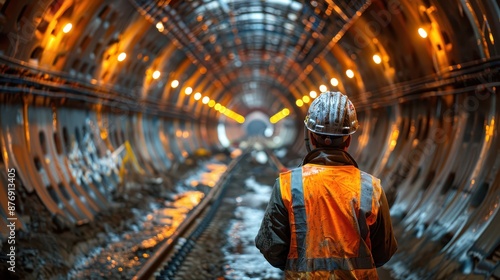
0,0,499,279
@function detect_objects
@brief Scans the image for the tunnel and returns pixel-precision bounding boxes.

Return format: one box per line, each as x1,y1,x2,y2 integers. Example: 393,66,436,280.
0,0,499,279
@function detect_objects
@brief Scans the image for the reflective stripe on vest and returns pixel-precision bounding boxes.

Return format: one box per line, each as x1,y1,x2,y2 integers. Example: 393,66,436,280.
283,166,378,272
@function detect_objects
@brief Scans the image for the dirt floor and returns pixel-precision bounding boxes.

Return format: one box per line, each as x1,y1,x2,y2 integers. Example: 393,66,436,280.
0,154,213,279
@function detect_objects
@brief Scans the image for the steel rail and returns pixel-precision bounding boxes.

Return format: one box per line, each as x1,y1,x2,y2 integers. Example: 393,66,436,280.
132,150,251,280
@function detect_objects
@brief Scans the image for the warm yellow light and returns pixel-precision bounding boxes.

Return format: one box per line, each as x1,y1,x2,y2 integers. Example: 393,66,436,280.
373,54,382,64
185,87,193,95
302,96,311,103
270,108,290,124
208,100,216,107
330,78,339,86
202,96,210,104
152,70,161,79
194,92,202,100
117,52,127,62
214,103,221,110
389,129,400,151
296,99,304,107
183,131,189,138
346,69,354,78
171,80,179,88
309,91,317,98
156,22,165,32
62,23,72,34
220,106,227,113
418,28,428,38
319,85,327,92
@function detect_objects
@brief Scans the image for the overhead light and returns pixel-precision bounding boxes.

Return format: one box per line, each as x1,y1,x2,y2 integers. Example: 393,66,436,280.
330,78,339,86
309,90,317,98
319,85,327,92
62,23,72,33
296,99,304,107
214,103,221,110
270,108,291,124
194,92,202,100
302,96,311,103
156,22,165,32
373,54,382,64
171,80,179,88
202,96,210,104
208,100,216,107
185,87,193,95
346,69,354,78
418,28,428,38
117,52,127,62
152,70,161,79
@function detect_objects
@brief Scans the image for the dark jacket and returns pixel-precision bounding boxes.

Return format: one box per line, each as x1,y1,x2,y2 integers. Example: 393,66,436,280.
255,148,398,270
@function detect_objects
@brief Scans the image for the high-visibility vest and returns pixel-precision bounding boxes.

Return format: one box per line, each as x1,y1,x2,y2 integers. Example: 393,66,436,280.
279,164,382,280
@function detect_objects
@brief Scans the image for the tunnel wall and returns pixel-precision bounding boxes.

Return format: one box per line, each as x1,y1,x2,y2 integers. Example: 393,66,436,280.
349,82,499,277
0,0,499,278
0,97,221,233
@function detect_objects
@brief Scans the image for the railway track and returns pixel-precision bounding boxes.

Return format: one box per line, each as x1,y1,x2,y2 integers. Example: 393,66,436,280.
64,147,292,280
130,148,287,280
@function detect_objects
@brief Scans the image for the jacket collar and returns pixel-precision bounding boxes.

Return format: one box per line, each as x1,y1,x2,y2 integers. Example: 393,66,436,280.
301,148,358,168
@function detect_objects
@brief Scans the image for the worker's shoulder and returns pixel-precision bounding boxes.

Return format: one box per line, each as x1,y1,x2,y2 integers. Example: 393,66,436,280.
279,166,299,175
359,170,382,182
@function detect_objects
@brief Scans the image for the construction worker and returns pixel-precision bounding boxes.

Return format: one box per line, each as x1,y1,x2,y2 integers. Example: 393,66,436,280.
255,91,398,279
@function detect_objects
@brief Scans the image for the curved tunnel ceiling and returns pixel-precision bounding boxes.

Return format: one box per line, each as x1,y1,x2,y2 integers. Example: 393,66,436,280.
1,0,497,143
0,0,499,278
132,0,368,105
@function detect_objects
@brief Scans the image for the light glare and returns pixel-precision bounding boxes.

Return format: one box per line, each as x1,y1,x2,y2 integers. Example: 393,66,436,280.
117,52,127,62
62,23,72,33
152,70,161,79
330,78,339,86
156,22,165,32
418,28,428,38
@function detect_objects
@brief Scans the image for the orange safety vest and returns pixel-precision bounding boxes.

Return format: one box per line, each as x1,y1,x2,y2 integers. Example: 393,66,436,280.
279,164,382,280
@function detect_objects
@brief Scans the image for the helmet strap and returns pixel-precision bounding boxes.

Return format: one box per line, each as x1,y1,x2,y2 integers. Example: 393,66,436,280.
304,126,312,152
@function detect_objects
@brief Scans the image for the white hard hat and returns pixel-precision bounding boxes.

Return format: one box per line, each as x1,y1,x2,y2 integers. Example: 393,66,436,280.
304,91,359,136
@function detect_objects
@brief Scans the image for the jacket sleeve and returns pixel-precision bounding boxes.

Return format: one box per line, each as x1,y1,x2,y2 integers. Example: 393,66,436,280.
255,178,290,270
369,189,398,267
